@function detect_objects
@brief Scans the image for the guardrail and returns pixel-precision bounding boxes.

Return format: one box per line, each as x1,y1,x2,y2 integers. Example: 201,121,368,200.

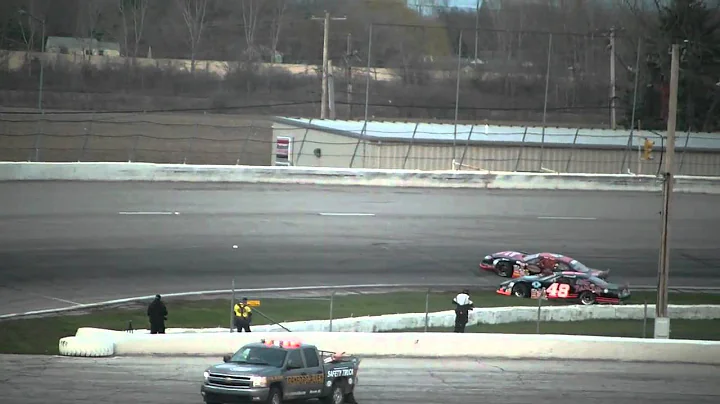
1,162,719,194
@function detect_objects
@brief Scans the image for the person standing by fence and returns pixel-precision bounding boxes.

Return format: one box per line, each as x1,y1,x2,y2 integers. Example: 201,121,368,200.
234,297,253,332
452,289,474,333
147,294,168,334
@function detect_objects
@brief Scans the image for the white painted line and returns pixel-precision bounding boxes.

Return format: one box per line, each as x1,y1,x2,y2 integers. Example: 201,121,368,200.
318,213,376,217
538,216,597,220
118,211,180,215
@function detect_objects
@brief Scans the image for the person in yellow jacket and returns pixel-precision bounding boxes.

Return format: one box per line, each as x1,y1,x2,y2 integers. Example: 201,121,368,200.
234,297,253,332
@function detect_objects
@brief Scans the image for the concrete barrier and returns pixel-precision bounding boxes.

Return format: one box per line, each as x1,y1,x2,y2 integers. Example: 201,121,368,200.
2,162,719,193
58,304,720,358
63,331,720,365
72,304,720,335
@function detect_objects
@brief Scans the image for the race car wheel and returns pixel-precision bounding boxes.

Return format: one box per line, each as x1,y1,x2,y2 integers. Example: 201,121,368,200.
497,262,513,277
512,283,530,298
579,291,597,305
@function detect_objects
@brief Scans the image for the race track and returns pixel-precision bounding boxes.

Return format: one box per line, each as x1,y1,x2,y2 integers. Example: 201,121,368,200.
2,355,719,403
1,182,719,315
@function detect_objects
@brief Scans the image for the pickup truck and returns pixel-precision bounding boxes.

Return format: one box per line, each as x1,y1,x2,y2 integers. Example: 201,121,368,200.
200,339,360,404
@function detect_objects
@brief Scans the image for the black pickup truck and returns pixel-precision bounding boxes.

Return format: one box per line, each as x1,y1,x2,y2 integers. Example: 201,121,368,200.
201,339,360,404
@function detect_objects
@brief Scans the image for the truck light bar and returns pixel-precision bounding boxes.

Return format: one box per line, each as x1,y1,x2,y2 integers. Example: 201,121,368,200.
260,339,301,348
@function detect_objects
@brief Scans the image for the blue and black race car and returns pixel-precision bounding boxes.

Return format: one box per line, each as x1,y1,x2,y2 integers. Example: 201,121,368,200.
496,271,631,305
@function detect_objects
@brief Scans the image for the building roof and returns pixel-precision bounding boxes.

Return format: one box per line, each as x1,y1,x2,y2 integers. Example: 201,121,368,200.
274,117,720,151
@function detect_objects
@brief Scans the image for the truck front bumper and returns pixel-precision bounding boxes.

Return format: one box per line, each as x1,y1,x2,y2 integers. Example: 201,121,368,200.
201,383,269,403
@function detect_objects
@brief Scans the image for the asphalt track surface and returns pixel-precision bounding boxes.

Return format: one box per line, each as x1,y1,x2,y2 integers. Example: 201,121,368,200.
2,355,719,403
1,182,719,315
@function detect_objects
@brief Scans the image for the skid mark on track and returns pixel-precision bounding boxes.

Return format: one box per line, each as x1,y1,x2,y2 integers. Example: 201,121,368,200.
680,252,718,267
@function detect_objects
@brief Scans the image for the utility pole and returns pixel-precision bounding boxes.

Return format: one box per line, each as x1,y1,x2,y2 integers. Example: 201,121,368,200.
312,11,346,119
654,43,680,340
609,27,617,129
346,33,353,119
474,0,480,61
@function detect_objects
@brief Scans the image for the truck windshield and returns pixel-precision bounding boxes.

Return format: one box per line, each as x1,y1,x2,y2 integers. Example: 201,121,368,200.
229,346,287,368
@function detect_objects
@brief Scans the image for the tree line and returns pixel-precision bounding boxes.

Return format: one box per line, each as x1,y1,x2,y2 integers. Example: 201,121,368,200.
0,0,718,130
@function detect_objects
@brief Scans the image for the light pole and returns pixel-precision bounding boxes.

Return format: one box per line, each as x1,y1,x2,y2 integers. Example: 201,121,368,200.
19,8,46,114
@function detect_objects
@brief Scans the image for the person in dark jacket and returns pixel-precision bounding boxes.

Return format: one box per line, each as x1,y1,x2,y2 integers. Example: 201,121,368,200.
147,294,168,334
452,289,474,333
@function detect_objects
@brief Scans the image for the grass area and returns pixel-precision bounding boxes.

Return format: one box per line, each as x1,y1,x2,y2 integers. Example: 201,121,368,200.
2,290,719,355
395,319,720,341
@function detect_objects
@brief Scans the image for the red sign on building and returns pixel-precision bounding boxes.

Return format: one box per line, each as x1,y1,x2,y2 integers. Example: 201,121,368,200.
275,136,293,166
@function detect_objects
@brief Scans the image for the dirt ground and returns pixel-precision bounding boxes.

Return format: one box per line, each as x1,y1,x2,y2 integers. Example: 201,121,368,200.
0,107,273,166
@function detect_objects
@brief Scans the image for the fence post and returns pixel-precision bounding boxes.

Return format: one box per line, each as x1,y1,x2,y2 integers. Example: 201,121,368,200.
128,134,139,162
678,129,691,175
78,110,95,162
622,37,643,174
565,128,580,173
458,124,475,170
329,291,335,332
79,133,90,162
402,122,420,169
230,278,235,333
539,33,553,171
294,119,313,166
184,135,195,165
424,288,430,332
349,121,367,168
536,290,544,334
514,127,528,171
452,29,463,164
642,300,648,338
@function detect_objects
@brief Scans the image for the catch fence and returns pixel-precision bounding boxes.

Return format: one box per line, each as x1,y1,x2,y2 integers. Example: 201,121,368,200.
2,111,719,175
214,286,658,338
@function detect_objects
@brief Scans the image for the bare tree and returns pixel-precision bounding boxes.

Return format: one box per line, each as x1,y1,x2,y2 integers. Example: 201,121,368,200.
239,0,266,60
175,0,210,72
17,0,37,53
76,0,115,54
269,0,286,62
118,0,149,58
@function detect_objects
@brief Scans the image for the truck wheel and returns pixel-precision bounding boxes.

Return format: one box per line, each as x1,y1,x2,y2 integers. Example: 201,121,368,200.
266,386,282,404
321,383,344,404
497,262,513,277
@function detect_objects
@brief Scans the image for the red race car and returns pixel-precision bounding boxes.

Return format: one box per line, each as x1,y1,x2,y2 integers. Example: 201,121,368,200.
479,251,610,279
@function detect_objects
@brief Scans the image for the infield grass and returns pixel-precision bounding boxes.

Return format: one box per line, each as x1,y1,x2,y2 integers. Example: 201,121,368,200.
1,290,719,355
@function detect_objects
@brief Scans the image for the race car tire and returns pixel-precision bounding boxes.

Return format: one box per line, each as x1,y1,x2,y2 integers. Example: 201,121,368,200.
497,261,513,277
58,336,114,357
512,283,530,298
579,291,597,306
